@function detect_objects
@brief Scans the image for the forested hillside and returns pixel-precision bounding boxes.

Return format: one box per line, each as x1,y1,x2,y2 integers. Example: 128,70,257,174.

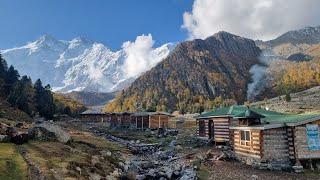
263,58,320,98
0,53,84,119
105,32,261,113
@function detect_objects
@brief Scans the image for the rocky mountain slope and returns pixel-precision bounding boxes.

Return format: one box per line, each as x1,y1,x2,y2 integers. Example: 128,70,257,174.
267,26,320,46
105,32,261,112
1,35,174,93
256,26,320,59
252,86,320,114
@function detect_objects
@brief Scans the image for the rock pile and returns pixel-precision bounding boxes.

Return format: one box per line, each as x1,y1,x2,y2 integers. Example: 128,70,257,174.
121,139,197,180
106,134,159,154
0,122,29,144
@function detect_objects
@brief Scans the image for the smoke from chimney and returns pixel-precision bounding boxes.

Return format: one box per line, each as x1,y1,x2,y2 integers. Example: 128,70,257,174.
247,51,273,101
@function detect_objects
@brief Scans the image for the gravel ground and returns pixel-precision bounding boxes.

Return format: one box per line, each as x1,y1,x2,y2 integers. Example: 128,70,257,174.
200,160,320,180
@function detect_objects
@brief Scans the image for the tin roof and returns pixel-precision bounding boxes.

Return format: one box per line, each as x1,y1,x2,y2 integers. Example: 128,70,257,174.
234,109,265,119
196,105,320,127
196,105,282,119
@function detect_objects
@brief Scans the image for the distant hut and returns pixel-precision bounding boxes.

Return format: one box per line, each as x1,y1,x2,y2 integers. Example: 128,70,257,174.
109,113,118,127
109,112,132,128
131,112,174,129
80,109,109,122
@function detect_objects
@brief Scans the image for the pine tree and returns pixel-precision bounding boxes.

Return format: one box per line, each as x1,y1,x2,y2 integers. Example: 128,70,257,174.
0,54,8,79
4,65,20,95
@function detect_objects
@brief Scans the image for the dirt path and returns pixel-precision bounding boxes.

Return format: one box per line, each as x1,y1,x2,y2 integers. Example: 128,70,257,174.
17,146,45,180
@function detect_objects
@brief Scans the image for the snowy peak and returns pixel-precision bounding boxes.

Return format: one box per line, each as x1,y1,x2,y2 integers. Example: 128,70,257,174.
1,35,174,93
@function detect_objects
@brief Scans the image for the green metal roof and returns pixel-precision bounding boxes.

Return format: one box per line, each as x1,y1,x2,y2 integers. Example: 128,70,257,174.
196,105,282,118
262,113,320,124
196,105,320,126
234,109,265,119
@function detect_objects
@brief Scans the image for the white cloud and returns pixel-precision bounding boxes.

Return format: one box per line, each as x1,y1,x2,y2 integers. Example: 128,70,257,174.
182,0,320,40
122,34,168,78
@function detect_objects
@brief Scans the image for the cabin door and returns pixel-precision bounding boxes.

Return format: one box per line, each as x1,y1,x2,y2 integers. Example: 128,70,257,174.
208,120,215,139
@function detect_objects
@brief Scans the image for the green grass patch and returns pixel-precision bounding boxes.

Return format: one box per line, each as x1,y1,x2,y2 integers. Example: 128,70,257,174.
0,143,28,180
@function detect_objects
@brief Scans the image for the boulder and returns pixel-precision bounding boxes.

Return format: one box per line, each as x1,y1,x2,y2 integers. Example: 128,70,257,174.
28,123,70,143
15,122,28,129
10,133,28,145
6,127,18,137
0,123,9,135
0,135,10,142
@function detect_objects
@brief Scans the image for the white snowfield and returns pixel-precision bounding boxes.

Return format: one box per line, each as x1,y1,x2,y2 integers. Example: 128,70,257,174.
1,35,175,93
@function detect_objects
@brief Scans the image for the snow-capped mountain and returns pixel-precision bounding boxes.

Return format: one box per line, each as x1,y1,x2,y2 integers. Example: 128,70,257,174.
1,35,175,92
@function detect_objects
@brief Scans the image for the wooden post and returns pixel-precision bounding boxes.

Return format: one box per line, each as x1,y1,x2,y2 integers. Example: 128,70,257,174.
136,117,138,129
149,115,151,129
142,116,144,129
159,115,161,128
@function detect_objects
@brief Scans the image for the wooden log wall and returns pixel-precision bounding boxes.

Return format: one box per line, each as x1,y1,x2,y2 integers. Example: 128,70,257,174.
212,117,230,142
110,115,119,127
142,116,149,129
149,115,169,129
287,127,296,160
120,115,131,128
262,128,290,163
196,119,209,138
294,124,320,159
233,129,262,159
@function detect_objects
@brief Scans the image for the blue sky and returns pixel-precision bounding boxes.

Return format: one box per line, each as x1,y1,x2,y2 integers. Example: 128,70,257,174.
0,0,193,50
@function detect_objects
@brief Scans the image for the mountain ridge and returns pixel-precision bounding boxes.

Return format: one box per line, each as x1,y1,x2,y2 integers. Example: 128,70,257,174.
1,35,174,93
105,31,261,112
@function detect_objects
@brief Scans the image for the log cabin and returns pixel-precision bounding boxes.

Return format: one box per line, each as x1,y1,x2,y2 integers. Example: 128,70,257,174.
109,112,132,128
196,105,283,145
80,110,109,122
131,112,173,129
229,109,320,170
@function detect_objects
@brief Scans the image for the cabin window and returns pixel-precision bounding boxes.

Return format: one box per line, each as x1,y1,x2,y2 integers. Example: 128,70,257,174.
240,130,251,146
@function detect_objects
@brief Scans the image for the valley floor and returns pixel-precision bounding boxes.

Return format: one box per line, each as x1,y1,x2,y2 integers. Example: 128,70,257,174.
1,118,320,179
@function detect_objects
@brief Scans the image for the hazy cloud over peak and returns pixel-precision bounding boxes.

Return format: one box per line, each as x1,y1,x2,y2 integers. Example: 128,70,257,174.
182,0,320,40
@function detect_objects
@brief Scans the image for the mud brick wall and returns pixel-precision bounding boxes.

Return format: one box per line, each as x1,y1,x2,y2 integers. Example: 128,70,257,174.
262,128,291,167
294,125,320,159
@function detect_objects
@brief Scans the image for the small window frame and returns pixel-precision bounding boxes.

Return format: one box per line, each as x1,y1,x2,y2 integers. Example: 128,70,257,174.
240,130,251,147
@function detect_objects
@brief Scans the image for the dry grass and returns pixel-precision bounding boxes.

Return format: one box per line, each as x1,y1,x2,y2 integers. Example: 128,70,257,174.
16,131,126,179
0,143,28,180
